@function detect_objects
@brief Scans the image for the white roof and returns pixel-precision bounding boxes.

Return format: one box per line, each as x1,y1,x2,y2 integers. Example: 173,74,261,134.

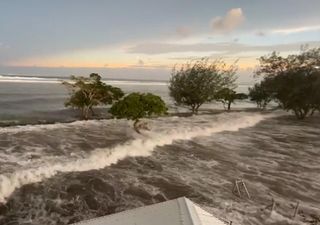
72,197,227,225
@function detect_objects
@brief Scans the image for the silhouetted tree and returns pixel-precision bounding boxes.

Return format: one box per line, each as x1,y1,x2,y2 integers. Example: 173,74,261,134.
255,47,320,78
169,58,237,114
216,88,247,110
248,82,273,109
253,48,320,119
63,73,124,119
267,70,320,119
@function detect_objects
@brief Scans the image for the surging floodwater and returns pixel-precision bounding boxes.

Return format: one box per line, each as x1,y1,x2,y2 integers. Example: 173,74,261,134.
0,111,319,225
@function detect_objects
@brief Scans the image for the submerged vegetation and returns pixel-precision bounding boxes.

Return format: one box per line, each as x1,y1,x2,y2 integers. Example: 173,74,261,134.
216,88,247,110
62,74,167,133
252,47,320,119
169,58,238,114
109,92,167,133
62,73,124,120
62,49,320,123
248,82,273,109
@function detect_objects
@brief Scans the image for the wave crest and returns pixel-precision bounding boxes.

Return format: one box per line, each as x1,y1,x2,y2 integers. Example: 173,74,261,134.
0,112,268,202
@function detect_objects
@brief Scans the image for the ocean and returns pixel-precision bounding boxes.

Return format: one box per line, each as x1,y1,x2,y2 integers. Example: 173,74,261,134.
0,75,253,124
0,75,319,225
0,75,171,124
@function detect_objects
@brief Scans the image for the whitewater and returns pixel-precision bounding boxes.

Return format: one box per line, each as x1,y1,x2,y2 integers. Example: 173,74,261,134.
0,112,267,203
0,111,319,225
0,77,319,225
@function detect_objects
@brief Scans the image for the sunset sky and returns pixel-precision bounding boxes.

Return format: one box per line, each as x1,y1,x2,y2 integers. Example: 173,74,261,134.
0,0,319,80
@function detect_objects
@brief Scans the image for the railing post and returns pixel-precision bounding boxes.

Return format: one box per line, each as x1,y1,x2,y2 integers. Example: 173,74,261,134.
293,201,300,219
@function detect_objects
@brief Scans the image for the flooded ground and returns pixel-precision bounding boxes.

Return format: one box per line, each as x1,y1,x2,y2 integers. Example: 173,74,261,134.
0,111,319,225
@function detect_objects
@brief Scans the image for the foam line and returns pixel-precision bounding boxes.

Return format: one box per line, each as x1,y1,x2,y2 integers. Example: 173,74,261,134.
0,113,268,202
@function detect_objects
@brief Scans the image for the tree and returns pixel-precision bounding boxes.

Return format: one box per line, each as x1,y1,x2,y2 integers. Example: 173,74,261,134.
268,69,320,119
109,93,167,133
255,47,320,78
312,72,320,114
169,58,238,114
62,73,124,119
254,48,320,119
216,88,247,110
248,82,273,109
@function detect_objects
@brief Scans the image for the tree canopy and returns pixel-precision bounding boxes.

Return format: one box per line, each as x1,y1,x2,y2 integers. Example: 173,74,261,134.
169,58,238,113
248,81,273,109
109,92,167,133
62,73,124,119
216,88,247,110
255,47,320,78
266,70,320,119
253,48,320,119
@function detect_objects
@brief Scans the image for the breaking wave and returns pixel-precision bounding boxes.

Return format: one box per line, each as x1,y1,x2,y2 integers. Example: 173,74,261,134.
0,75,61,83
0,75,167,86
0,112,268,203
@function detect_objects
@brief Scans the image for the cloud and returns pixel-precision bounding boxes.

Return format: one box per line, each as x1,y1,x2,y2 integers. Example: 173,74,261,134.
127,41,320,55
255,31,266,37
255,25,320,36
233,38,240,42
176,26,192,37
211,8,245,33
271,25,320,34
127,59,149,68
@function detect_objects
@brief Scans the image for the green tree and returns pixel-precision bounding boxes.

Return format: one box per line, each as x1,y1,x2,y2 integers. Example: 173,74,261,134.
169,58,237,114
109,92,167,133
216,88,247,110
254,47,320,119
268,70,320,119
63,73,124,119
248,82,273,109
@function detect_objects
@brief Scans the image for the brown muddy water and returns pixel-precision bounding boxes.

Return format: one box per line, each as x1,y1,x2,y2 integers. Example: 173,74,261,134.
0,111,319,225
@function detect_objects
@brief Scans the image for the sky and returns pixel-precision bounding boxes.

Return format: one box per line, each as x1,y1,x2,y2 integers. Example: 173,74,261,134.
0,0,319,81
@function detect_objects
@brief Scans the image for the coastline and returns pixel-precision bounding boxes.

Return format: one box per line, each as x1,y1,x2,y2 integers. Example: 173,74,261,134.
0,107,272,128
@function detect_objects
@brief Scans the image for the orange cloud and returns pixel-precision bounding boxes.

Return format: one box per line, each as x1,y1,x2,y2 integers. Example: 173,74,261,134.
211,8,245,33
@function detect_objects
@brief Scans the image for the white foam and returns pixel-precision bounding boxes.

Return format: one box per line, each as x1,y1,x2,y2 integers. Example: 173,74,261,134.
0,119,108,134
0,75,62,83
0,112,268,203
106,80,167,86
0,75,167,86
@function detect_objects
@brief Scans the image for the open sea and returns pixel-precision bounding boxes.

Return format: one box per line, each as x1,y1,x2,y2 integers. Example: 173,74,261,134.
0,75,319,225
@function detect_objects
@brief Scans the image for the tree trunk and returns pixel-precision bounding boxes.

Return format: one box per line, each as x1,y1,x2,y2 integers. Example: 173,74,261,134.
133,119,141,134
81,108,85,120
89,106,95,117
221,102,227,110
294,108,308,120
82,107,90,120
191,105,196,114
227,101,231,111
190,103,203,114
195,105,199,114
